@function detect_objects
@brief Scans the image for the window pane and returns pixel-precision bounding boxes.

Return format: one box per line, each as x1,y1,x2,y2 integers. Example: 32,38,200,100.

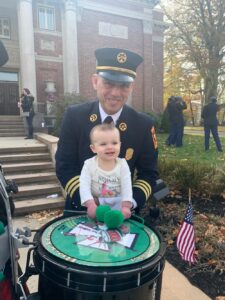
38,6,55,30
47,14,54,30
0,18,10,38
38,8,46,29
0,72,18,82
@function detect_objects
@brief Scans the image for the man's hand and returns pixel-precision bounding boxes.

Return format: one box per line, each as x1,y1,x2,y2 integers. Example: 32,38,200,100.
84,199,97,219
121,201,132,219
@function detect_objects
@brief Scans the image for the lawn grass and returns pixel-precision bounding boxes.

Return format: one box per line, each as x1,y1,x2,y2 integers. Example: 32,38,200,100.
157,133,225,166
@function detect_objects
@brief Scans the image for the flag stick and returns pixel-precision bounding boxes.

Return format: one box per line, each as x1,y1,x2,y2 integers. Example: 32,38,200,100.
188,188,191,204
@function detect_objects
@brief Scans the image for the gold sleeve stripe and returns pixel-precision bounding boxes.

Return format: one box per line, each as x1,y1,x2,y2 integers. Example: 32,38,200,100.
133,184,149,199
65,176,80,193
133,180,152,199
67,178,80,195
69,182,80,198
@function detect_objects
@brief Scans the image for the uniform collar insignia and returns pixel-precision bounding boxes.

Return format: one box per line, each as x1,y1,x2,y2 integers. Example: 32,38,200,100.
119,122,127,131
90,114,98,122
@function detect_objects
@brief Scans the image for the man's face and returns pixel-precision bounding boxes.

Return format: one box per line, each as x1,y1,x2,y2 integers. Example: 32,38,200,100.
92,74,134,115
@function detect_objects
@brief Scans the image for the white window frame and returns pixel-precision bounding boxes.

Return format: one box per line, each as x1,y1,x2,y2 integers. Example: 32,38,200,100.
0,17,10,39
38,5,55,31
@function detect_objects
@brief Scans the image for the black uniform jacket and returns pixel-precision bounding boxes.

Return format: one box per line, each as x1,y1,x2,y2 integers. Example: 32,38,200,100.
55,100,159,209
201,102,220,126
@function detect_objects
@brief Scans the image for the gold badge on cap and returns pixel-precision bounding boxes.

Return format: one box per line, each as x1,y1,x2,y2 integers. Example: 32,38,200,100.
125,148,134,161
119,122,127,131
90,114,97,122
117,52,127,64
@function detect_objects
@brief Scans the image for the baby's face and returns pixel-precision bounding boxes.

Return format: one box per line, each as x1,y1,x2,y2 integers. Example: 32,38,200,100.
90,129,121,161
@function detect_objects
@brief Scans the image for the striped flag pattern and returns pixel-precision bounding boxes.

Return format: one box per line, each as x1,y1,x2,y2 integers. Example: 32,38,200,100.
176,202,196,263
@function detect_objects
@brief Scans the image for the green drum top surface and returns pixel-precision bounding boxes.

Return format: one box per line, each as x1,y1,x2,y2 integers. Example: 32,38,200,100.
41,216,160,267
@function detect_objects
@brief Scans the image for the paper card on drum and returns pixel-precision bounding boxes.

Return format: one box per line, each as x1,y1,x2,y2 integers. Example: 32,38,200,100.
77,236,109,251
68,223,100,237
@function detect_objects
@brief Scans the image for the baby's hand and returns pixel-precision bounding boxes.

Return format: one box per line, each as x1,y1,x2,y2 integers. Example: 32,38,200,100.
85,199,97,219
121,201,132,219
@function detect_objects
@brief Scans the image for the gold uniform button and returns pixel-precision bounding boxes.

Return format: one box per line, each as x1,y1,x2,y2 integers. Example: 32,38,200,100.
90,114,97,122
119,122,127,131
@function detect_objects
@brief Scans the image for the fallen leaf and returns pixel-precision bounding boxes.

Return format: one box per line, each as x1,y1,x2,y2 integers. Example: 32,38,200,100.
167,239,174,245
207,259,217,266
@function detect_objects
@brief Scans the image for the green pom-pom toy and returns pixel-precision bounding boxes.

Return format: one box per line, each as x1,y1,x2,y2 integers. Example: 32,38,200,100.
0,221,5,235
104,210,124,229
96,205,111,222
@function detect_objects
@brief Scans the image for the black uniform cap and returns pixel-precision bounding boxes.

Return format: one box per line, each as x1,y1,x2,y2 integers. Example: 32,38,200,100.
210,96,217,103
95,48,143,83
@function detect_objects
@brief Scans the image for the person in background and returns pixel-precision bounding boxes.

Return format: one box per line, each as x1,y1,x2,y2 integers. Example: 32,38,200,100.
80,123,135,220
201,96,224,152
19,88,35,139
55,47,159,214
165,96,176,146
167,96,187,147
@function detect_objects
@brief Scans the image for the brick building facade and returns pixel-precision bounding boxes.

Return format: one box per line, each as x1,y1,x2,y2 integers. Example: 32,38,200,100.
0,0,166,122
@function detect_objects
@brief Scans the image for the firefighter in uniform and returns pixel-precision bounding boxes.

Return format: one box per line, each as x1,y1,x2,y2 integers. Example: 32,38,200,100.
55,47,159,213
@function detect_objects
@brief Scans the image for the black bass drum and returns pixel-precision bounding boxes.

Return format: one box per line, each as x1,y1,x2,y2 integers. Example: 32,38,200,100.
33,214,166,300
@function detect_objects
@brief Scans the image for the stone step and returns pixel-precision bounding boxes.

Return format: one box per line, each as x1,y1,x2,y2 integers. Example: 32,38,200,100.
0,145,48,155
14,196,65,216
0,132,25,137
0,153,50,163
5,172,58,184
0,128,25,132
14,183,61,199
0,115,21,121
0,120,23,123
2,162,54,174
0,124,24,129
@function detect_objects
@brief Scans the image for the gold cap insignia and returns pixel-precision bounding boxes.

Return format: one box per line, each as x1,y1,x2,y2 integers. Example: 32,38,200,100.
90,114,97,122
125,148,134,161
117,52,127,64
119,122,127,131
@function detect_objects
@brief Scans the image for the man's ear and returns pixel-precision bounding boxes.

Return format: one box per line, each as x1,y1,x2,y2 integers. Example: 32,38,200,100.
91,74,98,90
90,144,96,153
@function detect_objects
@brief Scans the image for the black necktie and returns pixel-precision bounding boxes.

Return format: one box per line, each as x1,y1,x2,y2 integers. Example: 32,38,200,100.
103,116,114,124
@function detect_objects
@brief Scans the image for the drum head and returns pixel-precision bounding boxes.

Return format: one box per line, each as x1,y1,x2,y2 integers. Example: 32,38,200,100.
40,215,160,267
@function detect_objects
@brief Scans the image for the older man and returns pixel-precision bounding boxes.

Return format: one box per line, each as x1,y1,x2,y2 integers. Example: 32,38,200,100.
55,48,159,212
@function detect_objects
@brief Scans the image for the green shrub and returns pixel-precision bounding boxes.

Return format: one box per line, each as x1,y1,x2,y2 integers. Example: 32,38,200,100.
146,112,163,132
158,158,225,197
160,107,170,133
51,93,87,136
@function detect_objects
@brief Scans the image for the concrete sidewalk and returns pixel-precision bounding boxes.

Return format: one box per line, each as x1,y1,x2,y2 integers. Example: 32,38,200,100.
13,214,211,300
184,126,225,137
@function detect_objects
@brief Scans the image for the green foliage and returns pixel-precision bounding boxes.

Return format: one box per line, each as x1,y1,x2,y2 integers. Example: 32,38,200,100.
161,0,225,103
160,106,170,133
146,112,163,132
157,133,225,197
51,93,87,136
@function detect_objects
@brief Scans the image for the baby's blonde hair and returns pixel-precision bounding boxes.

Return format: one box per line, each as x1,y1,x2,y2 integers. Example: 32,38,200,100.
90,123,120,144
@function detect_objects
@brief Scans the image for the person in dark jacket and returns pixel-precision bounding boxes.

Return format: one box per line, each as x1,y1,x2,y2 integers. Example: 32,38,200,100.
167,96,187,147
19,88,35,139
201,96,223,152
55,48,159,213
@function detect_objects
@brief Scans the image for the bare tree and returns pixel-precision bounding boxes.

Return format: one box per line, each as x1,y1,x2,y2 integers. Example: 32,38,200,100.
161,0,225,103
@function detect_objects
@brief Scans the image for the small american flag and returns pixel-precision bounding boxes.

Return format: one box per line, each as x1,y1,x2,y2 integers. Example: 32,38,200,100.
176,202,196,263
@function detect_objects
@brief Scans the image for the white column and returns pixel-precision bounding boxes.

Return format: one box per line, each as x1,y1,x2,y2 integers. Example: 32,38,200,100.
63,0,79,93
17,0,37,100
